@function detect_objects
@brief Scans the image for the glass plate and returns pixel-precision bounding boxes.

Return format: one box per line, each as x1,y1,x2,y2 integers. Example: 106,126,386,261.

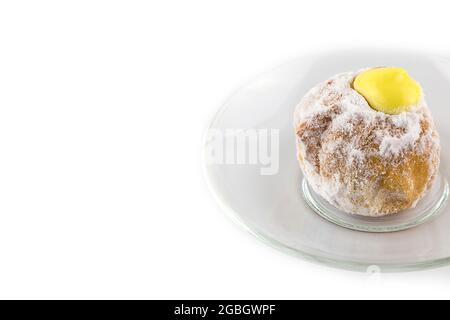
203,49,450,272
302,176,449,233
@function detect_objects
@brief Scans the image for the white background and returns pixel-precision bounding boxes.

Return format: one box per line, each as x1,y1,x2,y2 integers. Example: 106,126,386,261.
0,0,449,299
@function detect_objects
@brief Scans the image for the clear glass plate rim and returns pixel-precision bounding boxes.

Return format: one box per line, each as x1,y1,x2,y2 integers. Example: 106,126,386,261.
203,162,450,272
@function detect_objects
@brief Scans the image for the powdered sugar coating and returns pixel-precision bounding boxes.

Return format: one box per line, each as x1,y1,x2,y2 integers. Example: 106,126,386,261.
294,70,440,216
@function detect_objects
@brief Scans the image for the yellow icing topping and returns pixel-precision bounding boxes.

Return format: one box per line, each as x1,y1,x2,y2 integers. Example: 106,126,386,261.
353,67,422,115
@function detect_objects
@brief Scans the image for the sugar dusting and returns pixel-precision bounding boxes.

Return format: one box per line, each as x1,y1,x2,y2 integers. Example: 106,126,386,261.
379,112,422,156
294,70,440,216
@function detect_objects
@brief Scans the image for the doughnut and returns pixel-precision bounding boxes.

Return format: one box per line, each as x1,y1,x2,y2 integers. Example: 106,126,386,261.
294,67,440,216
